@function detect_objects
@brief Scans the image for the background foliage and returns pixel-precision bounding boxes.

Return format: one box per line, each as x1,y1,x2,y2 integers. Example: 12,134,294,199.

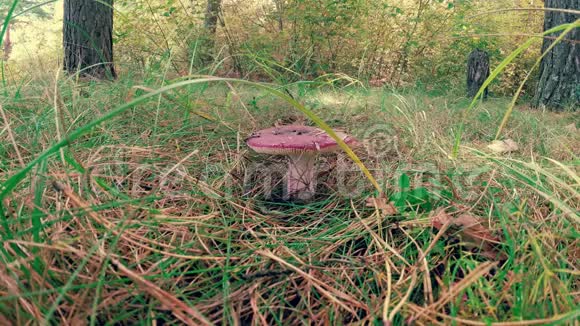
3,0,547,96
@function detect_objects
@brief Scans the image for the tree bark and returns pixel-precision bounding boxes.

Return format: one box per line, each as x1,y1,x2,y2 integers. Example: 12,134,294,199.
2,23,12,61
533,0,579,111
63,0,116,79
466,49,490,99
201,0,222,65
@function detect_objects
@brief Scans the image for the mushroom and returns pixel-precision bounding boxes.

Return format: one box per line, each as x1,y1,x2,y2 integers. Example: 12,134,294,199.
246,125,357,201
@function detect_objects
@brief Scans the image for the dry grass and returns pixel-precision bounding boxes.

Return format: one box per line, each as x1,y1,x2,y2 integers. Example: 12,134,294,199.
0,73,578,324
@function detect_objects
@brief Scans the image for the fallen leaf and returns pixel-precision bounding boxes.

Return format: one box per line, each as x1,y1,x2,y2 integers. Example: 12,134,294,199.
366,195,398,216
487,139,519,153
430,208,504,260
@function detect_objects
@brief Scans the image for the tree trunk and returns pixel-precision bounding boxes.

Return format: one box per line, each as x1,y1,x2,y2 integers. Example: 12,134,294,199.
201,0,222,65
533,0,579,111
63,0,116,79
2,23,12,61
466,49,490,100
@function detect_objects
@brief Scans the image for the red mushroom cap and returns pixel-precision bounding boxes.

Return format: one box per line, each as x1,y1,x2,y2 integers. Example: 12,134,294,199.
246,125,357,155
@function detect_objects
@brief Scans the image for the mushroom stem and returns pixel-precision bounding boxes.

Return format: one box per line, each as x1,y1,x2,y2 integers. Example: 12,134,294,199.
286,153,316,201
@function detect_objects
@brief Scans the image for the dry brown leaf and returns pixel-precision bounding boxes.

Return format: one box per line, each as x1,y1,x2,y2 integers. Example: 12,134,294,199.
366,196,398,215
487,139,519,153
430,208,504,260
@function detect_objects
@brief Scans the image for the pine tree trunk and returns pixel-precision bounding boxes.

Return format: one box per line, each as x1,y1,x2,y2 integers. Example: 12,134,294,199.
2,23,12,61
533,0,579,111
200,0,221,65
63,0,116,79
466,49,490,100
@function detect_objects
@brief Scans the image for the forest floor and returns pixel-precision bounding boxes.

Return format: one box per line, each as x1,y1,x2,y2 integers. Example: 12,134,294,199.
0,74,578,324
